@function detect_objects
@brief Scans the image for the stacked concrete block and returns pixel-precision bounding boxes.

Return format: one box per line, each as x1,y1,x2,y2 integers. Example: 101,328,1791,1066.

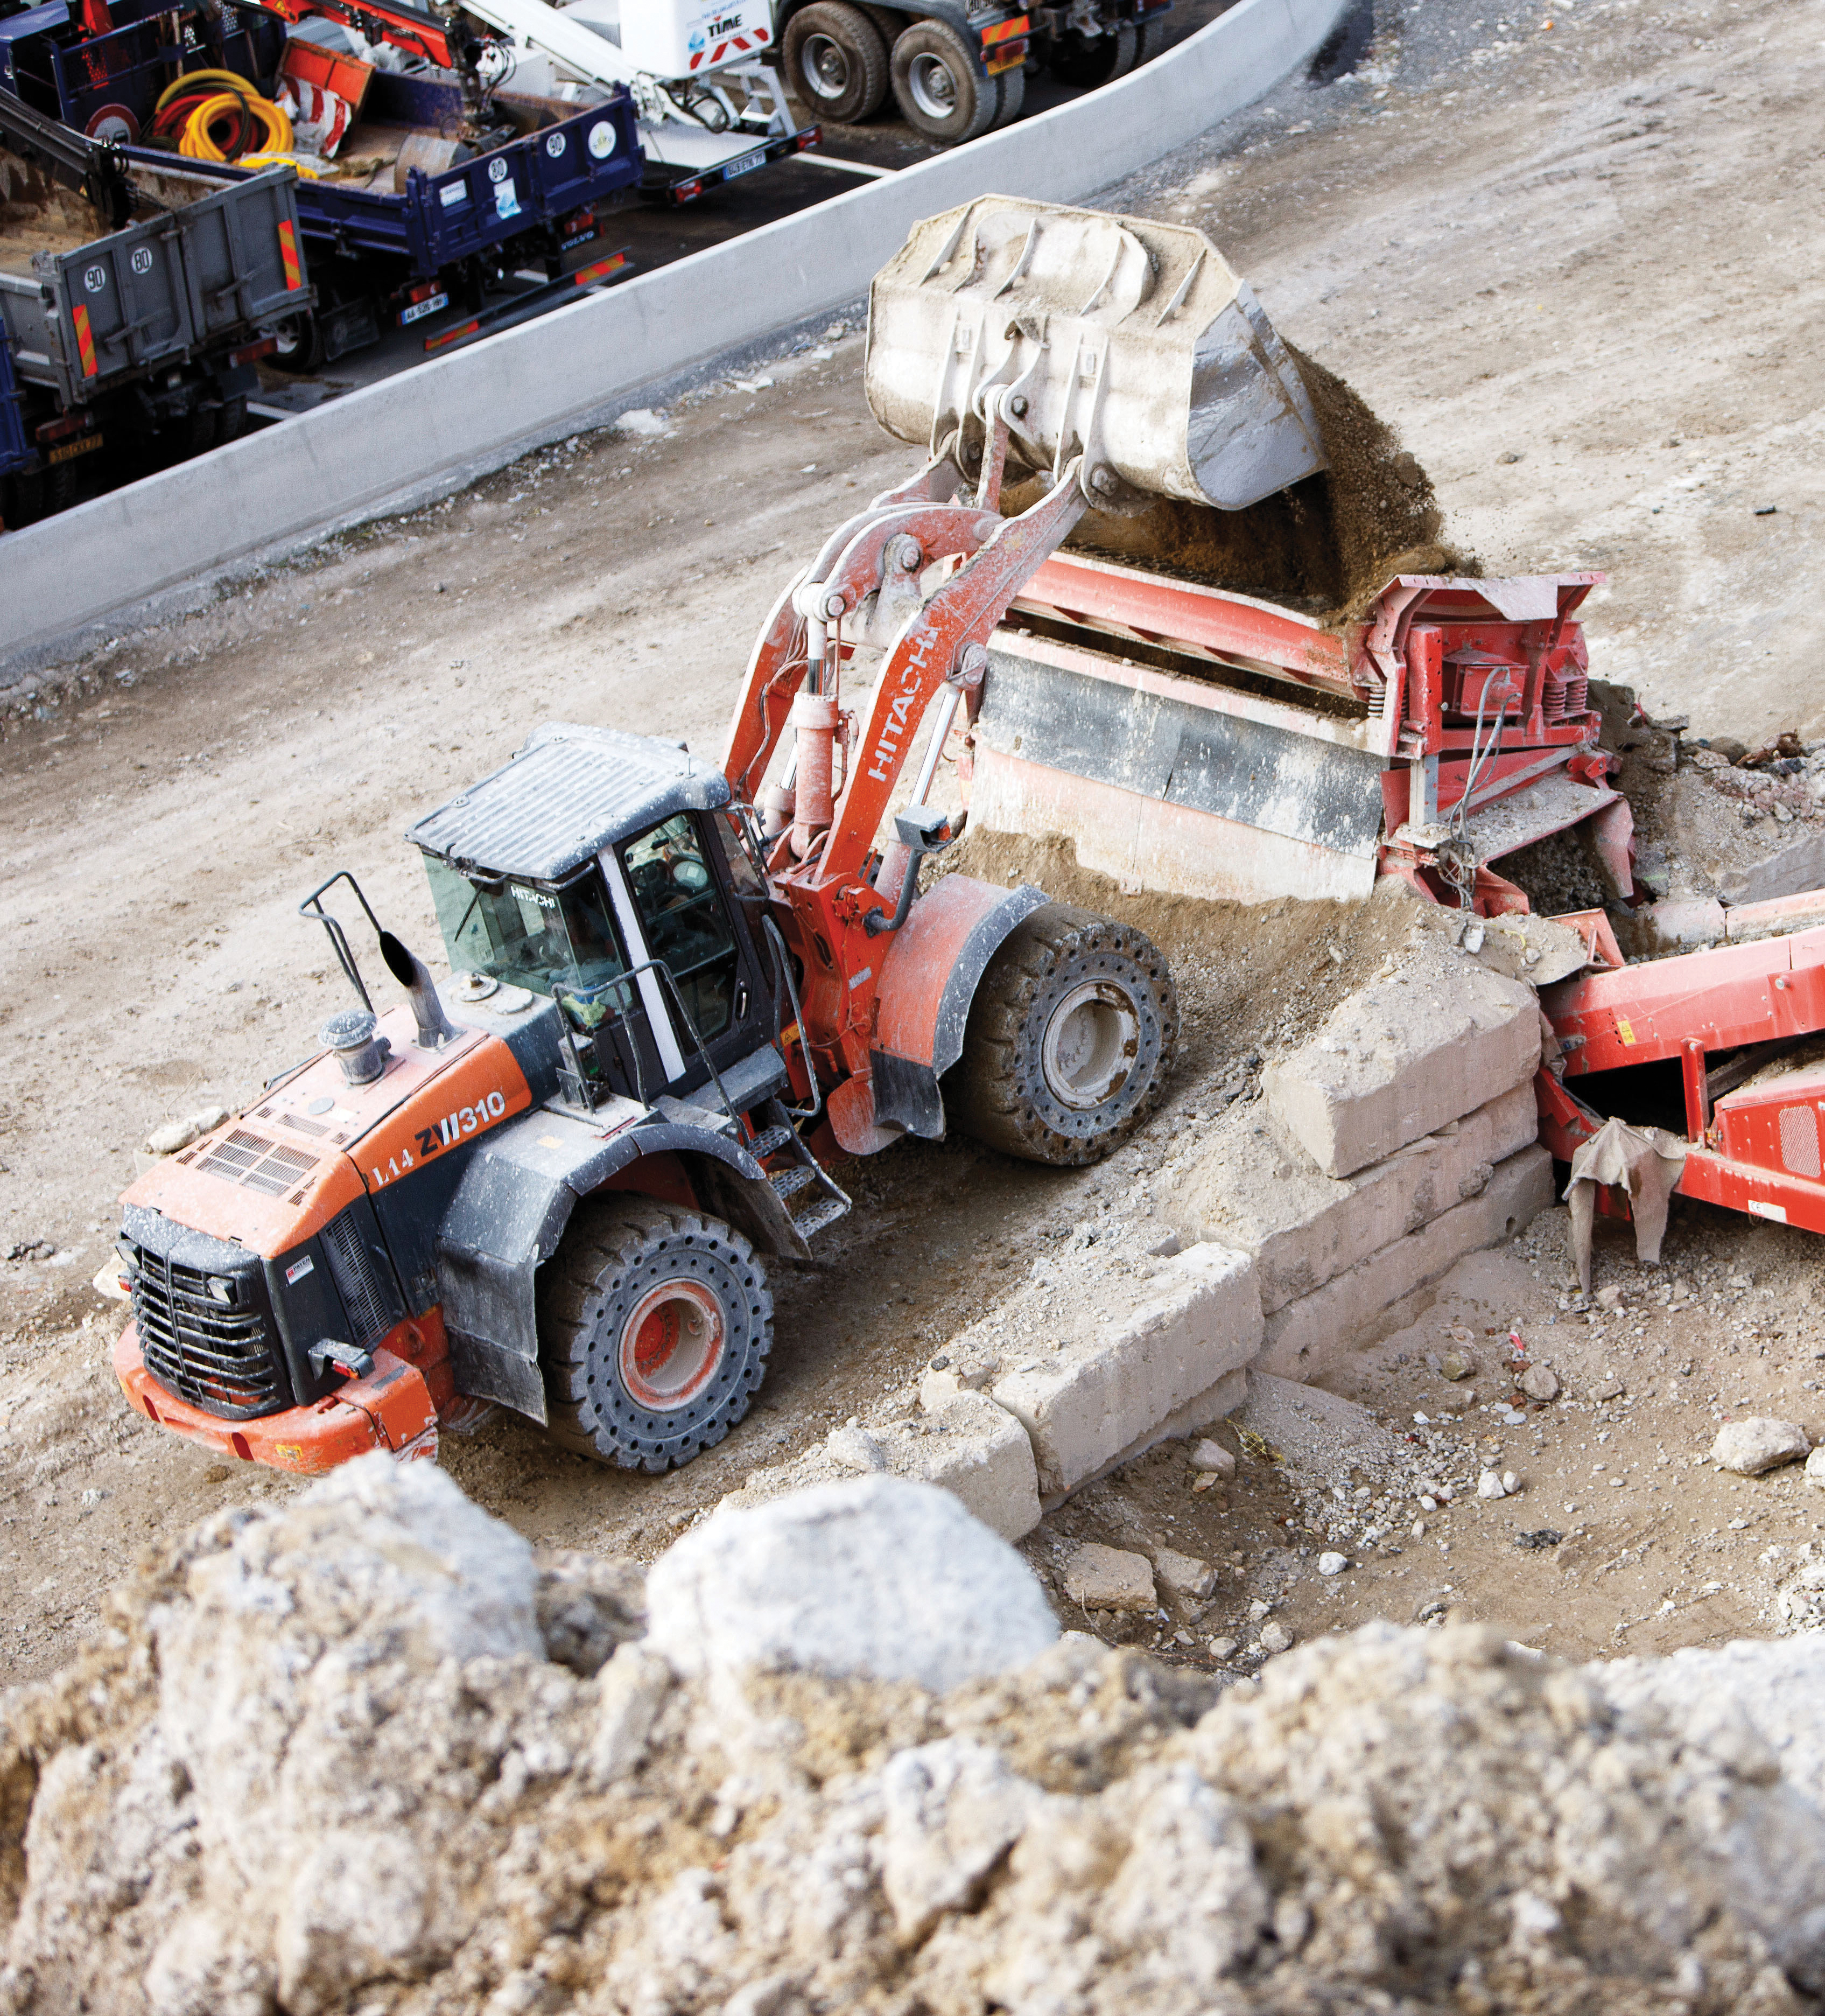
987,1242,1262,1503
1255,1145,1554,1378
1263,951,1540,1177
1173,938,1551,1376
1175,1080,1539,1316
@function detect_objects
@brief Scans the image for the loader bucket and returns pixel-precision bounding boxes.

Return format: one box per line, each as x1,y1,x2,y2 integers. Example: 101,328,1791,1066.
866,197,1326,513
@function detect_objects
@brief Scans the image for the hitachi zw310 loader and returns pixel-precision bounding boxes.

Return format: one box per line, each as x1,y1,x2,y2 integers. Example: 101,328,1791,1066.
113,198,1629,1478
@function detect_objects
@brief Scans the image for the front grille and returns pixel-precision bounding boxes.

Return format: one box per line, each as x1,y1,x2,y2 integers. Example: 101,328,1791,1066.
1780,1104,1821,1179
321,1209,401,1348
129,1239,285,1420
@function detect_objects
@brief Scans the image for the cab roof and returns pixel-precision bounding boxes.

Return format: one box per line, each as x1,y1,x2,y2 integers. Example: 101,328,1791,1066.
407,723,732,881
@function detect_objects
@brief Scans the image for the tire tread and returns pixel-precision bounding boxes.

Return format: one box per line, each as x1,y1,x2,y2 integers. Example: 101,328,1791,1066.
950,904,1177,1166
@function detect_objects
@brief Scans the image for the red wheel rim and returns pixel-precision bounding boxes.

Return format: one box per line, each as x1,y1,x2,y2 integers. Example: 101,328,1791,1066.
618,1278,725,1410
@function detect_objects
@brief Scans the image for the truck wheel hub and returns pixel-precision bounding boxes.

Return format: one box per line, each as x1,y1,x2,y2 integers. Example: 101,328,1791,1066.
1041,980,1138,1109
802,33,852,96
620,1280,724,1409
906,52,958,118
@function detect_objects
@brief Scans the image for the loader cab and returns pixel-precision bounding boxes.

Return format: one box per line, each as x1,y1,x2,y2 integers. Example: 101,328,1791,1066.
409,724,776,1111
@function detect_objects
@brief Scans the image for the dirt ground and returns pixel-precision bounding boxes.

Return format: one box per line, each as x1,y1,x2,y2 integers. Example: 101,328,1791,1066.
2,0,1823,1689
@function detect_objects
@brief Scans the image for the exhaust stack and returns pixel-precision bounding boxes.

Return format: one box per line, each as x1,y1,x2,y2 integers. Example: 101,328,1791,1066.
866,196,1326,513
381,931,460,1051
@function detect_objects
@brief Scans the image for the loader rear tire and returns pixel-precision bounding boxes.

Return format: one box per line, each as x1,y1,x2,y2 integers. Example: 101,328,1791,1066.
785,2,891,123
889,19,998,142
949,905,1176,1166
538,1199,771,1472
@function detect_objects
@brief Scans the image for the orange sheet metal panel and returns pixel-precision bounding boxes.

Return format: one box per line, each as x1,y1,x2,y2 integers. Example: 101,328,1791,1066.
115,1327,436,1471
874,871,1021,1067
1547,926,1825,1076
1018,554,1356,688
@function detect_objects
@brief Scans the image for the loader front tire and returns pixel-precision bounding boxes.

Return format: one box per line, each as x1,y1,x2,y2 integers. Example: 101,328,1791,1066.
889,19,998,142
785,2,891,122
539,1200,771,1472
949,905,1177,1166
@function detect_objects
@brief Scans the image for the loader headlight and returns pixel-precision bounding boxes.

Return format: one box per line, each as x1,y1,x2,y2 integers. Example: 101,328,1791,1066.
206,1276,237,1306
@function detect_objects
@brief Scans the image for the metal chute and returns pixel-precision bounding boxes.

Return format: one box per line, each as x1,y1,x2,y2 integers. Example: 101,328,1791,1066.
865,195,1326,513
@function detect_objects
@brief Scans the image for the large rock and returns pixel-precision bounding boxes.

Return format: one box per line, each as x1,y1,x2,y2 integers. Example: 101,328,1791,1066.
1172,1080,1537,1313
645,1475,1058,1691
990,1241,1261,1500
9,1474,1825,2015
1711,1416,1811,1475
1264,947,1540,1178
1258,1146,1554,1378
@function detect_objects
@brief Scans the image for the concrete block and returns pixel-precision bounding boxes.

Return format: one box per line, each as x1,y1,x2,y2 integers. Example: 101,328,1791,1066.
1264,950,1541,1178
719,1391,1042,1543
1718,832,1825,907
1060,1543,1156,1612
991,1242,1261,1500
1257,1145,1554,1380
1173,1081,1538,1313
1152,1546,1217,1601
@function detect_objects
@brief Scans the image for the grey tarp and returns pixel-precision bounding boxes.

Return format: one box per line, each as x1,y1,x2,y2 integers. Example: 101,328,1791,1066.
1564,1116,1689,1292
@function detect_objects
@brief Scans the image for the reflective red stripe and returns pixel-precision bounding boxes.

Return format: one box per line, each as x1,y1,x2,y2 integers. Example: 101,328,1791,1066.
73,303,98,377
277,219,301,292
423,319,481,352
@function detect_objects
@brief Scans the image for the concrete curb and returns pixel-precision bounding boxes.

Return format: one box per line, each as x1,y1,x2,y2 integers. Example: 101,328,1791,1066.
0,0,1353,677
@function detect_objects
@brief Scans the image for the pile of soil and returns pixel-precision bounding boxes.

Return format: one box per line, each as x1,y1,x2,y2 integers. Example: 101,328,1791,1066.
5,1458,1823,2016
1006,348,1469,623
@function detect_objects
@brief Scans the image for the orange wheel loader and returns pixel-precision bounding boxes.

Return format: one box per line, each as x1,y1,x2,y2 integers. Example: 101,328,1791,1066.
111,198,1328,1476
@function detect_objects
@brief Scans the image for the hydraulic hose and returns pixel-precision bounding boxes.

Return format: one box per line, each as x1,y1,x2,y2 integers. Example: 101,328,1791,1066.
151,71,293,164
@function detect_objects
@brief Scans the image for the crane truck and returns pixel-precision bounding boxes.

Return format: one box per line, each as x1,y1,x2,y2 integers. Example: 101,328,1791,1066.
110,197,1328,1479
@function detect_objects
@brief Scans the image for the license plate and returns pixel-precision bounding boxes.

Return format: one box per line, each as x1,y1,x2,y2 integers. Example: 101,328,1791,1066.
48,431,103,465
722,149,766,180
399,291,450,326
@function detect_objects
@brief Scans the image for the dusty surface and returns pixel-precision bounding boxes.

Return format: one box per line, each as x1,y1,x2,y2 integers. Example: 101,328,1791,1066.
6,1458,1825,2016
3,0,1824,1691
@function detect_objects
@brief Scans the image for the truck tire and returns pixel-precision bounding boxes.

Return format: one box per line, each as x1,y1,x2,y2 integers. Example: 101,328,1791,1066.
539,1199,772,1471
988,61,1025,127
270,310,326,374
1047,22,1136,85
890,19,998,142
1134,15,1168,61
949,904,1177,1166
785,1,890,121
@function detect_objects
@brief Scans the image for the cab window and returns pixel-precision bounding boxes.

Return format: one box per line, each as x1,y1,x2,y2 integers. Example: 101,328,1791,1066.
621,814,739,1041
423,856,631,1030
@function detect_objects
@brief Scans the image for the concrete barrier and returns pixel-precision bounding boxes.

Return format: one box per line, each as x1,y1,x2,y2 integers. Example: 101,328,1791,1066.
0,0,1354,675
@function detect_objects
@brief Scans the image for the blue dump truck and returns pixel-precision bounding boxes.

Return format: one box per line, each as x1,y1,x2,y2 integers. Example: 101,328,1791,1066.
0,0,644,368
0,80,312,522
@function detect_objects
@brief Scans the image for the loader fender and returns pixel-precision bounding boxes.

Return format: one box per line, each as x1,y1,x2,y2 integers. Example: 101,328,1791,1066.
871,874,1050,1137
434,1104,800,1422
